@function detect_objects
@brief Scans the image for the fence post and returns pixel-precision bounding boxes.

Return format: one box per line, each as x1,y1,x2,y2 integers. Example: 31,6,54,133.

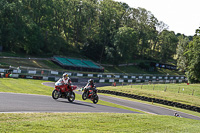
192,89,195,96
164,86,167,92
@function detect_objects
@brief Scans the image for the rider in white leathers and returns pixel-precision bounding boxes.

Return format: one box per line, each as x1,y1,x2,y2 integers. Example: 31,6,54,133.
62,73,71,85
62,73,72,93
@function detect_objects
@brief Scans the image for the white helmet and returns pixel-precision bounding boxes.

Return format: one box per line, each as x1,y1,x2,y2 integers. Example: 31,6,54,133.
88,79,94,83
63,73,68,78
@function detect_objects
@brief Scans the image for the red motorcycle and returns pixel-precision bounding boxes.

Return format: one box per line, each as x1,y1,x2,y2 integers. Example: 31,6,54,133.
52,78,77,102
82,86,99,104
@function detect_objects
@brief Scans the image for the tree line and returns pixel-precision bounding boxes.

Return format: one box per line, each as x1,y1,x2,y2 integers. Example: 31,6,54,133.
0,0,200,82
177,30,200,83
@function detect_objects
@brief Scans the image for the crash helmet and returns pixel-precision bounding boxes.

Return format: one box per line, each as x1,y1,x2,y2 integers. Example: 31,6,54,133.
63,73,68,79
88,79,94,84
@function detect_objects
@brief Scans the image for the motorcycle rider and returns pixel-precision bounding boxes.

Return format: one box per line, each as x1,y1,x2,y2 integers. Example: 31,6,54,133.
84,79,97,96
174,112,181,117
62,73,72,92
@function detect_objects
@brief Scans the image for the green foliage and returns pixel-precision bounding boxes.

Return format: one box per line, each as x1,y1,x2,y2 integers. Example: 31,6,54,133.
185,29,200,83
112,27,138,64
158,30,179,62
0,0,178,62
176,35,189,72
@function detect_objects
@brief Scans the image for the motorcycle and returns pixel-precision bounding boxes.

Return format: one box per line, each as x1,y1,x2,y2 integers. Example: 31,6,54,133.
52,78,77,102
82,86,99,104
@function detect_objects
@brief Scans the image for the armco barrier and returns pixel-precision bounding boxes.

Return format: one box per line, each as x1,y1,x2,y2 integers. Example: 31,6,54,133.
97,90,200,113
9,74,79,82
2,67,187,83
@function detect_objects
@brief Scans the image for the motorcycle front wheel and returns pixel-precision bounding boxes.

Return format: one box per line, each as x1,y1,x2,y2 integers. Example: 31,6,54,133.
82,92,87,100
52,90,59,99
68,92,75,102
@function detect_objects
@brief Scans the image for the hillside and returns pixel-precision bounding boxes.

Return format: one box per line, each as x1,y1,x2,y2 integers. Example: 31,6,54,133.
0,55,184,75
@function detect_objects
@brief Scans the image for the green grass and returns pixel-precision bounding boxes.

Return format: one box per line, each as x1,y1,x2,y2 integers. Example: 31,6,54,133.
0,78,200,132
0,51,51,58
0,58,62,69
0,78,53,95
0,52,27,57
104,65,184,75
0,113,200,133
104,66,144,73
99,83,200,107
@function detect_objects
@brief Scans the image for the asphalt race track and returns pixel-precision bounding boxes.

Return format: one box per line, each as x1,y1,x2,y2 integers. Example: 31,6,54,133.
1,81,200,120
0,92,138,114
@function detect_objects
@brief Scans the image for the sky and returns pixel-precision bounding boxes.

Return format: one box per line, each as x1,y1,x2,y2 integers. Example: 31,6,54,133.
114,0,200,36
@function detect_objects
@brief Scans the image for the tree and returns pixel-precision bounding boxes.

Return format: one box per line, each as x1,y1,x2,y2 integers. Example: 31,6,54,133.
185,28,200,83
122,7,160,59
157,30,178,62
90,0,124,62
176,35,190,72
110,26,138,64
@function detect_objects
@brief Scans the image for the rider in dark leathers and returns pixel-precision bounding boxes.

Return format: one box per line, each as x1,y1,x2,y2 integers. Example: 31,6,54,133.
84,79,97,96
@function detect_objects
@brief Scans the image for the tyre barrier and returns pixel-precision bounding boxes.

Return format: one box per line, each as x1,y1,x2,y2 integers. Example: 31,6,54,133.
97,90,200,113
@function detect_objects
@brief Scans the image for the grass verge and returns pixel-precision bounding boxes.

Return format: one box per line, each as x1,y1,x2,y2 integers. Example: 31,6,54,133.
98,84,200,107
0,113,200,133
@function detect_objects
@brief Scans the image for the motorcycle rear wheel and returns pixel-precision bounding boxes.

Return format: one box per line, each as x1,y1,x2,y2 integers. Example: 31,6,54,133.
52,90,59,99
68,92,75,102
93,95,99,104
